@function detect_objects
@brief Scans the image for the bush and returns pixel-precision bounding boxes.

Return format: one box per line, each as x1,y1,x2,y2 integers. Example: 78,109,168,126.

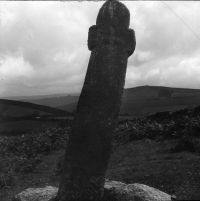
115,107,200,143
0,127,69,175
2,127,68,156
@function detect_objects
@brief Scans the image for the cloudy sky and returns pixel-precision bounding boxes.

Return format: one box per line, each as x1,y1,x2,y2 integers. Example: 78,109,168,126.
0,1,200,97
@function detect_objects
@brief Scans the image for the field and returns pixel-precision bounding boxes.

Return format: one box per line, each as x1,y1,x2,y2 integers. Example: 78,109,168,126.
17,85,200,116
1,139,200,201
0,100,200,200
0,120,61,135
108,140,200,200
0,98,73,136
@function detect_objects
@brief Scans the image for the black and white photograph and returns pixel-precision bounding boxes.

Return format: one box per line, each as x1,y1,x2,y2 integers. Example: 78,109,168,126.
0,0,200,200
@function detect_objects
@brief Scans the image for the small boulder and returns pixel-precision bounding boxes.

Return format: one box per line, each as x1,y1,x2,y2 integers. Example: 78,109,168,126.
104,180,127,190
104,181,172,201
13,186,58,201
125,183,172,201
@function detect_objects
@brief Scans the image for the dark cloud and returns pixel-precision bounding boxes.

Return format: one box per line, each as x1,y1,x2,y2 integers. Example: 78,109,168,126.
0,1,200,97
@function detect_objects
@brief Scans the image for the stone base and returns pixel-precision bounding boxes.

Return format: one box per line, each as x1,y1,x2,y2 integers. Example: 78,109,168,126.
13,180,172,201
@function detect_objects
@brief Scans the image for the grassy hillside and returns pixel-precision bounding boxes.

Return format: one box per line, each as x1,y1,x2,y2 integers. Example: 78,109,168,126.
0,99,71,119
22,95,78,109
121,86,200,116
5,85,200,116
58,101,78,112
56,85,200,115
0,99,73,136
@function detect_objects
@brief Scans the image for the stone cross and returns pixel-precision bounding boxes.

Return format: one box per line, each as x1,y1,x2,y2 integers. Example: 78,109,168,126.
56,0,136,201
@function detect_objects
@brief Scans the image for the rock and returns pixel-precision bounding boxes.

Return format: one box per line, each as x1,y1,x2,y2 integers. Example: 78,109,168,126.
125,183,172,201
13,186,58,201
104,180,127,190
13,181,172,201
104,181,172,201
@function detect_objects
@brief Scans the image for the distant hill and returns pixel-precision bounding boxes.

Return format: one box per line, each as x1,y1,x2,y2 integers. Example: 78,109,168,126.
5,85,200,116
121,85,200,116
58,101,78,113
2,93,79,101
0,99,73,135
58,86,200,116
0,99,71,119
21,95,78,109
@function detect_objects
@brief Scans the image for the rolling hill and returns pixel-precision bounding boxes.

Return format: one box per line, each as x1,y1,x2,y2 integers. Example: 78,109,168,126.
22,95,78,109
0,99,73,135
58,85,200,116
0,99,71,119
4,85,200,116
121,86,200,116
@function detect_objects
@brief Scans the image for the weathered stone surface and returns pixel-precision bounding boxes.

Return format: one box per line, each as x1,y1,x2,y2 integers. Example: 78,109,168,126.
57,0,136,201
13,181,172,201
125,183,171,201
13,186,57,201
104,181,171,201
104,180,127,190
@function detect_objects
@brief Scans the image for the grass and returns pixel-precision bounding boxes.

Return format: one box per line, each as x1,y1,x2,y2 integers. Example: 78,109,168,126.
1,138,200,201
107,139,200,200
0,120,59,134
0,119,70,136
